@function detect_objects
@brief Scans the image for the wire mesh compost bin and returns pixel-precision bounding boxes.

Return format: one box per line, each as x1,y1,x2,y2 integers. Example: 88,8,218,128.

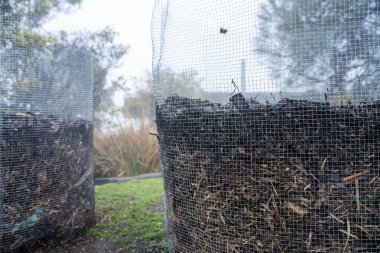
152,0,380,252
0,9,94,253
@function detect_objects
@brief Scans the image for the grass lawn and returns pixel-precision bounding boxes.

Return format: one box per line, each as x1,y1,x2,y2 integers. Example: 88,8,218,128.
48,178,168,253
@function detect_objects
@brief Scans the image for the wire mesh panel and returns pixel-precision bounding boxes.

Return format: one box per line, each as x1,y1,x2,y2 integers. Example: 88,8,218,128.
0,9,94,253
152,0,380,252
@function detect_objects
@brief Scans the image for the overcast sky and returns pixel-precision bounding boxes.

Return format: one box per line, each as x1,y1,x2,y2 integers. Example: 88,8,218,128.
44,0,155,104
42,0,275,105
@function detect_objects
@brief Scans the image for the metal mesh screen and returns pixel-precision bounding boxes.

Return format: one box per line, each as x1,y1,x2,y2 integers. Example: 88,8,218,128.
0,9,94,252
152,0,380,252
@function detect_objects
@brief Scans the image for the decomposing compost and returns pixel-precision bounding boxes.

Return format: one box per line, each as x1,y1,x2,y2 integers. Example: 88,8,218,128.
0,112,94,252
156,93,380,253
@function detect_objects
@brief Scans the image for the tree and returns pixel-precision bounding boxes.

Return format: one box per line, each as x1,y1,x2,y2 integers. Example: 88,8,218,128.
257,0,380,99
154,69,204,99
0,0,87,113
1,0,82,26
62,27,129,113
122,70,204,122
0,1,129,119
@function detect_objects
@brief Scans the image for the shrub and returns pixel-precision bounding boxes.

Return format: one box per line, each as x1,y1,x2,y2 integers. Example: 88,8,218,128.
94,120,160,177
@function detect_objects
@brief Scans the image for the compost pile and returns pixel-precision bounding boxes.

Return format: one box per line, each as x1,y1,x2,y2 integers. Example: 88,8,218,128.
156,94,380,253
0,112,94,252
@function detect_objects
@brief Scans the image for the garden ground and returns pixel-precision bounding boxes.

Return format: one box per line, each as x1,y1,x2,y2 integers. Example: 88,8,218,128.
41,178,167,253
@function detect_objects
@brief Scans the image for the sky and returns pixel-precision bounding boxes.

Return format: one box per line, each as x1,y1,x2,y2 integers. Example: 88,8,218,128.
44,0,155,105
42,0,301,104
39,0,379,108
152,0,272,96
42,0,272,105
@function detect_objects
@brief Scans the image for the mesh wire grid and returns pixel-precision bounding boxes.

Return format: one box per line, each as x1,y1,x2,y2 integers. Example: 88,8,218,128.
0,8,94,253
152,0,380,252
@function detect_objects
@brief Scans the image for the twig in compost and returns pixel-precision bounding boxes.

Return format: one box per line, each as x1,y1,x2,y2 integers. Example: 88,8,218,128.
305,231,312,249
307,170,326,188
270,182,279,198
285,202,308,216
229,79,239,95
342,170,369,182
355,224,373,238
320,157,327,171
341,219,353,253
149,132,160,141
70,166,93,189
329,213,345,224
270,93,277,103
355,179,360,211
340,223,358,239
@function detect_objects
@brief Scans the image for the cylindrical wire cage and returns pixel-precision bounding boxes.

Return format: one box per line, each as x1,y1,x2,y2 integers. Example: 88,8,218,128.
0,8,94,252
152,0,380,252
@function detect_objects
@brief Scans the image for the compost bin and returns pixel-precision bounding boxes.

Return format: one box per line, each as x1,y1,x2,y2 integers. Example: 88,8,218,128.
152,0,380,252
0,9,94,252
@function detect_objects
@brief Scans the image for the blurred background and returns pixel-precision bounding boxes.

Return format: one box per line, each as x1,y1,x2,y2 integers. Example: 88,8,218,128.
5,0,379,179
39,0,159,178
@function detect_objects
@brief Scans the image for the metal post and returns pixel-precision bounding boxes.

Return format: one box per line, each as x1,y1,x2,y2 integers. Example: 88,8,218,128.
241,59,246,93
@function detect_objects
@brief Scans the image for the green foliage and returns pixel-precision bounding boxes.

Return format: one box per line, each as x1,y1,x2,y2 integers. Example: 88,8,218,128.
1,0,82,26
157,70,204,99
11,29,55,48
0,1,128,117
0,0,89,112
124,87,155,119
257,0,380,98
122,74,155,120
123,70,204,121
65,27,129,113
